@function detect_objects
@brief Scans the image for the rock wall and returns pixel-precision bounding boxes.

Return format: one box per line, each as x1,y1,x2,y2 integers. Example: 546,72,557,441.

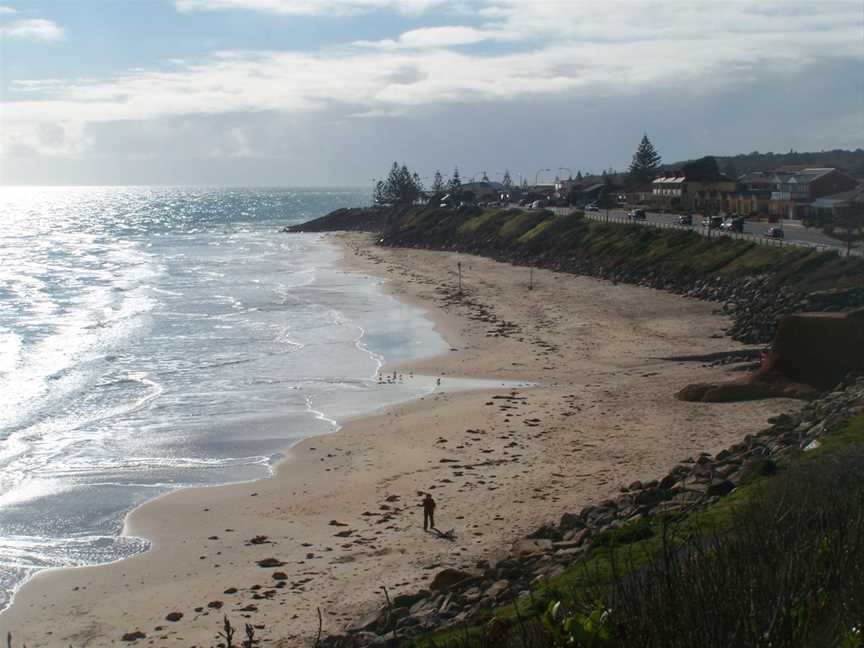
770,312,864,389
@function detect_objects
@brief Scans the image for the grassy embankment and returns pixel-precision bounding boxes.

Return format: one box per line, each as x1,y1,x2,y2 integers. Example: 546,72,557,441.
379,205,864,293
411,410,864,648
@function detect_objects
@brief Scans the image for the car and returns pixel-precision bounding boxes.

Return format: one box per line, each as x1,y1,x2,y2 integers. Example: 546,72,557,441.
703,215,723,228
585,203,599,212
765,227,785,239
720,217,744,233
531,199,546,209
678,214,693,226
628,209,647,220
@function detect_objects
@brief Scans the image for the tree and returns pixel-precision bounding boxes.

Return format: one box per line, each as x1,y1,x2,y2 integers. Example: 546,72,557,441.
628,134,662,185
682,156,721,182
373,161,423,206
723,159,738,180
576,170,583,181
431,170,445,193
481,171,490,183
822,199,864,256
502,169,512,188
448,166,462,194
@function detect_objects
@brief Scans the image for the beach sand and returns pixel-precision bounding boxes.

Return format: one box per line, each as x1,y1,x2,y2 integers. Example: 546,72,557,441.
0,234,797,647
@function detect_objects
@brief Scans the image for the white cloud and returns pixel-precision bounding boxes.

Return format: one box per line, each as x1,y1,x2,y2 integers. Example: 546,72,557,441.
0,18,64,41
175,0,448,15
1,0,860,159
0,6,18,15
355,25,493,49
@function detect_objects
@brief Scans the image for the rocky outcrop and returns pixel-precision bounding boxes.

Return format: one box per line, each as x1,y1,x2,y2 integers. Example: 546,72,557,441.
283,207,390,233
320,375,864,646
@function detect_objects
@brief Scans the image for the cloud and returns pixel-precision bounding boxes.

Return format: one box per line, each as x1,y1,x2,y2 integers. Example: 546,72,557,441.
0,6,18,15
1,0,860,163
0,18,64,41
355,25,493,49
175,0,448,15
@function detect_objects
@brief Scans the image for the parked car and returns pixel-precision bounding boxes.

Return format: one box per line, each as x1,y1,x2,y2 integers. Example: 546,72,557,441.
628,209,647,220
531,199,546,209
678,214,693,226
765,227,785,239
585,203,599,212
703,215,723,228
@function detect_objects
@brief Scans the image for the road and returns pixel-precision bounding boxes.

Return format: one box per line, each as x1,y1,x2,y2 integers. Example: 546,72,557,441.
543,206,859,256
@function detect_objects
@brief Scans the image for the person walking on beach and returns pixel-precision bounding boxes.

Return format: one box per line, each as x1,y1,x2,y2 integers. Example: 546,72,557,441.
422,493,436,531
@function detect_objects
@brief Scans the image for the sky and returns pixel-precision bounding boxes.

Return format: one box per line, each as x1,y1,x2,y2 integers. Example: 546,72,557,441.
0,0,862,186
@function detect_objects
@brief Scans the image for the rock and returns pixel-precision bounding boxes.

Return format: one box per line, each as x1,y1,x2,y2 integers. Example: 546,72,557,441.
634,487,667,507
165,612,183,622
706,479,735,497
256,558,285,568
430,568,474,592
392,590,429,608
526,523,562,540
559,512,584,530
272,572,288,580
207,601,223,609
512,538,552,555
121,631,146,642
483,580,509,599
348,631,386,646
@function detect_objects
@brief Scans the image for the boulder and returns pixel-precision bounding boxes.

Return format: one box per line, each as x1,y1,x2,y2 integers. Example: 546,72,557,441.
483,580,510,599
121,631,146,642
165,612,183,622
430,568,474,592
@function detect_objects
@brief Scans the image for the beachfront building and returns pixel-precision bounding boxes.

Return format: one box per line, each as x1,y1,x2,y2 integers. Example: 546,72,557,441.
768,167,858,220
651,172,736,213
727,171,774,216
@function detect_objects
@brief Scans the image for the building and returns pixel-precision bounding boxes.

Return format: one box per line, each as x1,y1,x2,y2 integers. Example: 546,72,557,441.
651,172,736,212
810,186,864,219
727,171,774,216
768,168,858,220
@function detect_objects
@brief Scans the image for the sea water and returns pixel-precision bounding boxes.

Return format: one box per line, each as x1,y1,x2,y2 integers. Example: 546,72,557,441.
0,186,454,610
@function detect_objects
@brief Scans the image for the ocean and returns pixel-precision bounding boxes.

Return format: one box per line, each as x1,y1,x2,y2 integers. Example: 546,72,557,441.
0,186,452,611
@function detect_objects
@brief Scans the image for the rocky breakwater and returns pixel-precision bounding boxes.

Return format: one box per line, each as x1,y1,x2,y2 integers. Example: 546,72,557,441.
320,374,864,647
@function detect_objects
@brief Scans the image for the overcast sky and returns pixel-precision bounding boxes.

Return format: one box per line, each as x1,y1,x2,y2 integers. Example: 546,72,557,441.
0,0,861,186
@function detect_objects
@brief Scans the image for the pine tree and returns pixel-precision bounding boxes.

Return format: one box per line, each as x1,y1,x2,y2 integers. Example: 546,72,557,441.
576,170,583,181
628,134,662,185
502,170,512,188
448,167,462,193
373,161,423,205
431,170,445,193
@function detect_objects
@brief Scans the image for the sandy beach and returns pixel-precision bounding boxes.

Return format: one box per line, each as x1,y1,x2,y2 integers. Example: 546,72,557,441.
0,233,797,647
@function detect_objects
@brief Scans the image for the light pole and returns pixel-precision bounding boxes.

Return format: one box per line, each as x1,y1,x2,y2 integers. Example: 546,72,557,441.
535,168,551,186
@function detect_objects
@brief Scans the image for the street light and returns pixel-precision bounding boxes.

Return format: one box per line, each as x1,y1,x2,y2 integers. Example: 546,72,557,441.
535,168,552,185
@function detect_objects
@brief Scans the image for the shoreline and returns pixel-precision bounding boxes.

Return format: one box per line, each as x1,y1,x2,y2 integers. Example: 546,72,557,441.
0,234,797,647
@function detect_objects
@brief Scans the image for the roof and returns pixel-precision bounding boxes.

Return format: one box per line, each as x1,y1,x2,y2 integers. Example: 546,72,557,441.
811,185,864,207
653,176,686,184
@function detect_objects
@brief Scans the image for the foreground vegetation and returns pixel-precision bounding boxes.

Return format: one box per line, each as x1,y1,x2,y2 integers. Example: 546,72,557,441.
407,412,864,648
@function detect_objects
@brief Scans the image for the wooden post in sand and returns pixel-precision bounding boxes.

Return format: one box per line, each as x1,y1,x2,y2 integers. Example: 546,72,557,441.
529,266,534,290
457,261,462,295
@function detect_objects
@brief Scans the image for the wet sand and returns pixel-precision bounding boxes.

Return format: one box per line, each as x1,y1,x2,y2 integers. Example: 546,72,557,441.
0,233,796,647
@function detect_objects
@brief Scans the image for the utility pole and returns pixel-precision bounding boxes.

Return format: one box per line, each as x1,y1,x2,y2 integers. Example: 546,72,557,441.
529,266,534,290
457,261,462,295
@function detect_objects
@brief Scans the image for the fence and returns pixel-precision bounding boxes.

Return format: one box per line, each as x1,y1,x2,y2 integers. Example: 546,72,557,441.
545,207,861,257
